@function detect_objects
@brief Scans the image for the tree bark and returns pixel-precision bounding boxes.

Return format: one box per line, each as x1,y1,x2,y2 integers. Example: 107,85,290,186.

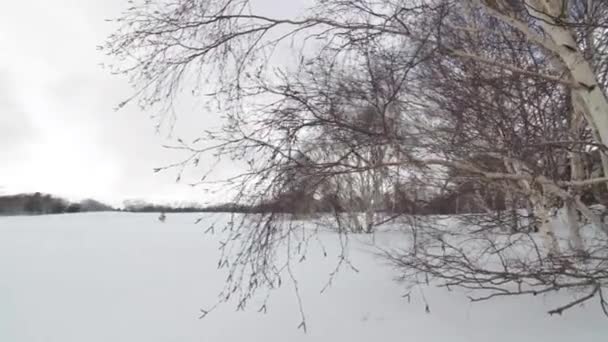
526,0,608,148
565,199,585,253
566,96,586,253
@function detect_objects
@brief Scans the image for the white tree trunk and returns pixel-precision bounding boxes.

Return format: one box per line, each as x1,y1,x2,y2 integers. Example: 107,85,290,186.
525,200,535,232
533,196,561,256
525,0,608,148
505,189,519,233
479,1,608,148
566,96,586,253
504,159,561,254
564,199,585,253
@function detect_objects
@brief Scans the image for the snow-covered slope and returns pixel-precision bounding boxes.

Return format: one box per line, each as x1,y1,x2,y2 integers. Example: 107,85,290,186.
0,213,606,341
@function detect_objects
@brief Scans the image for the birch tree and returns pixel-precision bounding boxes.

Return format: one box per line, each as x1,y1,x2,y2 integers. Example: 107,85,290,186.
106,0,608,320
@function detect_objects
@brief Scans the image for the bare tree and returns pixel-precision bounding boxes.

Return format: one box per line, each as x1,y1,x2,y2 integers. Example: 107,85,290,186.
106,0,608,322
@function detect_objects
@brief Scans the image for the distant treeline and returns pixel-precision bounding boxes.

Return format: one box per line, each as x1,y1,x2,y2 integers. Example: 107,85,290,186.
0,193,245,215
120,201,256,213
121,199,208,213
0,193,114,215
0,187,513,216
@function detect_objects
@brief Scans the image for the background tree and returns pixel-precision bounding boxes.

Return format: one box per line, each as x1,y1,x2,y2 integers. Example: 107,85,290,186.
24,192,43,214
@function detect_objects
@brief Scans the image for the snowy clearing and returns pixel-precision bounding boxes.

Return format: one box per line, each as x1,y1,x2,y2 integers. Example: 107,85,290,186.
1,213,607,341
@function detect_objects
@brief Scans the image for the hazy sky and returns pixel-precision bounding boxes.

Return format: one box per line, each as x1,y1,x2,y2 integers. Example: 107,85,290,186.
0,0,243,206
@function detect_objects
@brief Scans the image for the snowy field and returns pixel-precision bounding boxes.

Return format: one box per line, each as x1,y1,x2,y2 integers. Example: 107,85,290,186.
1,213,607,342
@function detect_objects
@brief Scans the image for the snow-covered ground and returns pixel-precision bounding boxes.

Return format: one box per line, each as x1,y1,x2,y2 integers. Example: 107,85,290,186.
0,213,606,341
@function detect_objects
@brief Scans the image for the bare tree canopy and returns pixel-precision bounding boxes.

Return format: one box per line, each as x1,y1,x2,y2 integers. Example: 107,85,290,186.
106,0,608,324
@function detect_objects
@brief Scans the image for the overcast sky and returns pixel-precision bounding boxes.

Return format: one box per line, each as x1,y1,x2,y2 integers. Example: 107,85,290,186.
0,0,247,206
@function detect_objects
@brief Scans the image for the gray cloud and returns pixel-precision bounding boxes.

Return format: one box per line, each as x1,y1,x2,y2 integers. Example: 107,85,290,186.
0,0,230,204
0,72,37,158
0,0,303,204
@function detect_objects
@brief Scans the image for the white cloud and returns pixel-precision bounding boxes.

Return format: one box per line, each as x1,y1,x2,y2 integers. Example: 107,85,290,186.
0,0,234,204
